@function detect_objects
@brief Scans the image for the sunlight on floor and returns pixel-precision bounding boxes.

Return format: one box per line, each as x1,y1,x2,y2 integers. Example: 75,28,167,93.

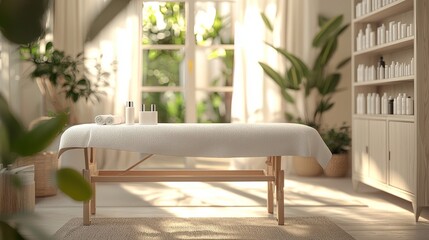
119,182,266,206
118,177,368,212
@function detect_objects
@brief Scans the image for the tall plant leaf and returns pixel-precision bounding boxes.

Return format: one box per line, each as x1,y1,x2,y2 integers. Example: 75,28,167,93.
0,221,25,240
0,94,25,142
314,37,338,69
318,73,340,95
280,88,295,103
315,99,334,117
260,12,273,32
286,67,303,90
266,43,309,77
56,168,92,201
313,15,343,47
11,113,68,156
259,62,285,88
336,57,351,70
318,15,330,27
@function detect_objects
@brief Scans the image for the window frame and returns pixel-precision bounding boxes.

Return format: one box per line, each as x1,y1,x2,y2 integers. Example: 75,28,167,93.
140,0,235,123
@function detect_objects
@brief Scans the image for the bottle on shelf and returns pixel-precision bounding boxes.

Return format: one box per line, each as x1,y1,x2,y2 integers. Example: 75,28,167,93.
375,93,380,114
388,96,394,115
401,93,407,115
378,56,385,79
406,96,414,115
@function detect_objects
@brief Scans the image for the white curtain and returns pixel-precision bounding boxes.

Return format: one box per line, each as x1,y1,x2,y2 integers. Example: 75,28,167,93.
230,0,318,170
55,0,141,170
232,0,318,123
231,0,285,123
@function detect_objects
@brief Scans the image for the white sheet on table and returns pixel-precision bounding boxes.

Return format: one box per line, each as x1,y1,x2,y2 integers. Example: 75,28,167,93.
59,123,332,168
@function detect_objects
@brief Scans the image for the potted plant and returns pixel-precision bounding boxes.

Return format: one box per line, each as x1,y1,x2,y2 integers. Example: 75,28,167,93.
259,14,350,176
320,123,351,177
16,40,111,196
19,40,110,125
259,14,349,130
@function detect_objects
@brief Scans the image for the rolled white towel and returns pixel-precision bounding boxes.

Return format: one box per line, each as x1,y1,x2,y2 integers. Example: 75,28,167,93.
105,115,123,125
95,115,123,125
94,115,108,125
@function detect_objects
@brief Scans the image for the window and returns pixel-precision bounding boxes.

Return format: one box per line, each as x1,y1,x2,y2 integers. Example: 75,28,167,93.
141,0,235,123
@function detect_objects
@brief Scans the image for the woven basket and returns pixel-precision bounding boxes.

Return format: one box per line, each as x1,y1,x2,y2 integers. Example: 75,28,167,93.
292,156,323,177
14,152,58,197
0,167,35,215
324,154,348,177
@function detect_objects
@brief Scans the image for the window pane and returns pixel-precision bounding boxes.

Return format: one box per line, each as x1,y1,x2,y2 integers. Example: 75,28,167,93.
142,92,185,123
142,49,184,86
197,91,232,123
195,1,235,46
195,48,234,88
142,2,186,45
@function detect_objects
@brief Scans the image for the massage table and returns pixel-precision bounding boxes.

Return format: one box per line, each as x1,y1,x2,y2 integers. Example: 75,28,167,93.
58,123,331,225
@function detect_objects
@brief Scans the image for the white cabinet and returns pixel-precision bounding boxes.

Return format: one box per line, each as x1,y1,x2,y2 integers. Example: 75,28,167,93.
368,120,387,183
352,119,386,183
388,121,416,194
352,119,369,176
351,0,429,221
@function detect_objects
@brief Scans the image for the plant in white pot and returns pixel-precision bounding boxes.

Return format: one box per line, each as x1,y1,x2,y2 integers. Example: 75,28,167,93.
259,14,350,176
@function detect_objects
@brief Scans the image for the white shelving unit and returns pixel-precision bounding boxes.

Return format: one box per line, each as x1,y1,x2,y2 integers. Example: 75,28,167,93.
351,0,429,221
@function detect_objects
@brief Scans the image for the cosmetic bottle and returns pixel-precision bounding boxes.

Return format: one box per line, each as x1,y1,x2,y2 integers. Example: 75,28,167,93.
139,104,146,124
379,56,385,79
380,24,386,44
406,96,414,115
125,101,134,124
382,93,387,114
388,96,394,114
139,104,158,125
367,94,371,114
401,93,406,115
375,93,380,114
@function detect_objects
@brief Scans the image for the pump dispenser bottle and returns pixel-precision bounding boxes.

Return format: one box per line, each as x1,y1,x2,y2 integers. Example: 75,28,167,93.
125,101,134,124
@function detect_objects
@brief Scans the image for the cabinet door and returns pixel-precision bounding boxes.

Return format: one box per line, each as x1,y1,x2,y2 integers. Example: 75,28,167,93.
389,121,416,194
353,119,369,176
369,120,387,183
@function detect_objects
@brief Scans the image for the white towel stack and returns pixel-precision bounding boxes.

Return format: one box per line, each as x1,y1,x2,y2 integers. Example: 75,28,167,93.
94,115,123,125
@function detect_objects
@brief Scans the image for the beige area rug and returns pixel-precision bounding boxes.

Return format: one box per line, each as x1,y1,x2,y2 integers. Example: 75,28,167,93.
54,217,354,240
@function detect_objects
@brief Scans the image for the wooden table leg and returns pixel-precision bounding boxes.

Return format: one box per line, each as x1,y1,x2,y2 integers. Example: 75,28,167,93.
274,156,284,225
83,169,91,226
277,169,284,225
266,156,274,214
90,148,96,215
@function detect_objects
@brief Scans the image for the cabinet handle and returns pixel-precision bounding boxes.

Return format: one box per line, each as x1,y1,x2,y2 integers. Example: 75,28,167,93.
388,151,390,160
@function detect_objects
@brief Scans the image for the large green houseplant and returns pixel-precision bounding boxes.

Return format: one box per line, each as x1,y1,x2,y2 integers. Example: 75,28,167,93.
259,14,350,176
259,14,350,131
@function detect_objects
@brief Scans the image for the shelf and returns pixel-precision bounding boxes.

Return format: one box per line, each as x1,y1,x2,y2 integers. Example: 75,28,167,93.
353,114,415,122
353,76,414,87
353,0,413,23
353,36,414,56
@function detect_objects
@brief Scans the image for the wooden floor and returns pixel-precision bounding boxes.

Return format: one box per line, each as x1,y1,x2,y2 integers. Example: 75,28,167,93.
24,157,429,239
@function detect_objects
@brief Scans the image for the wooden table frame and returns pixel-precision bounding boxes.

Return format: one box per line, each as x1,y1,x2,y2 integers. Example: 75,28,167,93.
78,148,285,225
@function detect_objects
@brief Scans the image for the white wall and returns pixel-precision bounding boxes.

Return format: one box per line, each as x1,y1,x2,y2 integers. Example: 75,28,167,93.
317,0,352,129
0,37,41,126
